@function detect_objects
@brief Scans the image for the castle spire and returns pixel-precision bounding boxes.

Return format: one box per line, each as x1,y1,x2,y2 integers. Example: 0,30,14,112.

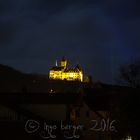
56,60,58,67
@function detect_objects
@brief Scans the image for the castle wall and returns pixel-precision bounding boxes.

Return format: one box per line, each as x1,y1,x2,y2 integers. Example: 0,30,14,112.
50,71,83,82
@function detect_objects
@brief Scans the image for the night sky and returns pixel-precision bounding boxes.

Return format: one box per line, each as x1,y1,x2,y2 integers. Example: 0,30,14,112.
0,0,140,84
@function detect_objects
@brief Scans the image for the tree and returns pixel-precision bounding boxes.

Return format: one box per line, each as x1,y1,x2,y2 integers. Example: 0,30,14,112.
119,60,140,88
111,60,140,139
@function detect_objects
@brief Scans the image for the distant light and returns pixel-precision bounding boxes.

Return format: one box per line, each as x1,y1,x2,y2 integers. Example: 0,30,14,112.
49,89,55,93
126,136,132,140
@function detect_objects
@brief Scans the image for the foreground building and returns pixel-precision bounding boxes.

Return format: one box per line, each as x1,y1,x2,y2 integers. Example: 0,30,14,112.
49,57,83,82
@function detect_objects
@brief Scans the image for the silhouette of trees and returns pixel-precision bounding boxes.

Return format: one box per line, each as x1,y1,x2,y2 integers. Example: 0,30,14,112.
111,60,140,139
119,60,140,88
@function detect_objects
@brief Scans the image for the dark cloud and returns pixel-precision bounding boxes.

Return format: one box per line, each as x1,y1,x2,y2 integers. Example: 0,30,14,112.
101,0,140,19
0,1,13,14
123,19,140,52
0,22,16,46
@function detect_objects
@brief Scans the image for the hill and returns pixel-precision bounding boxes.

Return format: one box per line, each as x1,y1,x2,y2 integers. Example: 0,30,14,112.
0,64,48,93
0,64,82,93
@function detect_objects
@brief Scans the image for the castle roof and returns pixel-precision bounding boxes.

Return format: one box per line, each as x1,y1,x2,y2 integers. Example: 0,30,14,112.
61,56,67,61
50,58,82,72
75,64,82,70
50,66,64,71
64,65,82,72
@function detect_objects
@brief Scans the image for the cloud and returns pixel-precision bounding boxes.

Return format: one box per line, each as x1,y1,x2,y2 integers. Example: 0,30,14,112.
0,2,114,55
0,22,17,46
101,0,140,19
122,19,140,51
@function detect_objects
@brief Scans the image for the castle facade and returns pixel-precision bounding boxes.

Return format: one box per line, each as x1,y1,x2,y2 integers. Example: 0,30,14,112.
49,57,83,82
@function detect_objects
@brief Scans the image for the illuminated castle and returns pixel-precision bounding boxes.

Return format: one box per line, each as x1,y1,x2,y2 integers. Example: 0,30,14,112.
49,57,83,82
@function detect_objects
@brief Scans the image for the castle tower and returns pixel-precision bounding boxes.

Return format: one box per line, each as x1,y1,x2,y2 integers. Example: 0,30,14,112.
55,60,58,67
60,57,67,69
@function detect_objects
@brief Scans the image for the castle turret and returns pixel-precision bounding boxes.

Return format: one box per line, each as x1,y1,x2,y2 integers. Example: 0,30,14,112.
60,57,67,69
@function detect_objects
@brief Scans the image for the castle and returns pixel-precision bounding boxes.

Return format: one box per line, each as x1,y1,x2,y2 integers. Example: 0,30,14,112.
49,57,83,82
